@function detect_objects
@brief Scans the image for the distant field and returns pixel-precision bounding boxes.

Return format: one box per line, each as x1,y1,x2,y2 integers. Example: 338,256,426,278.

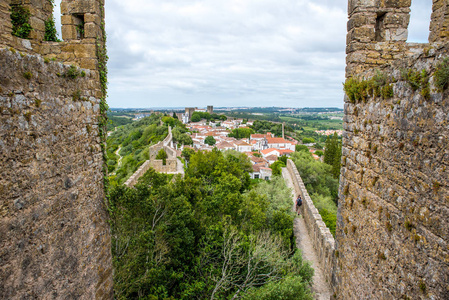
279,115,343,131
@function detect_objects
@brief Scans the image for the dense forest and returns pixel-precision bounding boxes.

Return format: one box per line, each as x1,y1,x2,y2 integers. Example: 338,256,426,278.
109,150,314,299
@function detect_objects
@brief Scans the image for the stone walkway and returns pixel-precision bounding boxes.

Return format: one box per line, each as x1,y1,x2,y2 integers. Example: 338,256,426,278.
282,168,332,300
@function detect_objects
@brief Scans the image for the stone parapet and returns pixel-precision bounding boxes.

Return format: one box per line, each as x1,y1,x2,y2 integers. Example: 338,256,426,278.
124,160,152,187
125,127,180,187
286,159,336,292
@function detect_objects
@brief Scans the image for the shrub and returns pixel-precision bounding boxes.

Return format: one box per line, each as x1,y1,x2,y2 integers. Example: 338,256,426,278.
65,65,83,79
23,72,32,79
434,58,449,91
156,148,168,165
242,275,314,300
295,144,309,153
44,17,59,41
10,5,32,39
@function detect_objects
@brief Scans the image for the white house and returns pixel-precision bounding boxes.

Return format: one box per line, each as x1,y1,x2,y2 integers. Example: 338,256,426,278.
234,140,252,152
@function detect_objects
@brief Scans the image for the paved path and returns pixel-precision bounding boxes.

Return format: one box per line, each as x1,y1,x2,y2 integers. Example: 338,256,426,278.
282,168,332,300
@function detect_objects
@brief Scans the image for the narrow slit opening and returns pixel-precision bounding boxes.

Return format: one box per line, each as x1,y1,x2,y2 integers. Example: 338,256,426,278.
375,12,386,42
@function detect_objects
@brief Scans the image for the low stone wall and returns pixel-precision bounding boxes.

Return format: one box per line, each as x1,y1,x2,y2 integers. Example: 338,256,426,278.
286,159,336,289
124,160,151,187
125,128,179,186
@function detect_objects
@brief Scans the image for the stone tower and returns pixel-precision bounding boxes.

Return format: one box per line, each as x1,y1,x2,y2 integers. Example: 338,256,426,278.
207,105,213,114
336,0,449,299
0,0,113,298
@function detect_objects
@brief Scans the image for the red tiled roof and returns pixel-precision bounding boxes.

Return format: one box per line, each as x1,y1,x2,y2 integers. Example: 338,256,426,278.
267,137,292,144
252,164,261,172
251,134,267,139
261,148,279,155
278,149,294,154
216,141,234,149
235,140,251,146
265,155,278,161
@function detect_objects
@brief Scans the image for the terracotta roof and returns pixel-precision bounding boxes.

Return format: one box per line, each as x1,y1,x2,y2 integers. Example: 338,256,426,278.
261,148,279,155
216,141,234,149
252,164,261,172
251,134,267,139
235,140,251,146
267,137,292,144
265,155,278,161
260,167,272,171
250,157,267,163
278,149,294,154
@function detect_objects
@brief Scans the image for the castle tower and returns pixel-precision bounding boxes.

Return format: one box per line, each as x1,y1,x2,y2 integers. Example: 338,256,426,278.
336,1,449,299
207,105,213,114
0,0,112,298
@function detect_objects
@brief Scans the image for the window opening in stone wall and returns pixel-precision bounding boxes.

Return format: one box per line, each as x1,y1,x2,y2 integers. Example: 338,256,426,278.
74,14,85,39
407,0,432,43
375,12,386,42
54,0,63,41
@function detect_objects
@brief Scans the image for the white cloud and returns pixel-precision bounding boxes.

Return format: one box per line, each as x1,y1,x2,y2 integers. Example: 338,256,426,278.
103,0,430,108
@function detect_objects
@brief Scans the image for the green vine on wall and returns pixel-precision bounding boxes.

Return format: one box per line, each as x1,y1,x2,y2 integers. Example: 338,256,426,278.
10,5,32,39
343,71,394,103
44,17,60,42
96,10,110,197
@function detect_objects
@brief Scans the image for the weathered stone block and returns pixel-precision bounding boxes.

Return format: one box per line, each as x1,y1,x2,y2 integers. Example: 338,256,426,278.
61,14,73,25
84,23,98,38
73,43,96,58
61,24,77,40
79,58,97,70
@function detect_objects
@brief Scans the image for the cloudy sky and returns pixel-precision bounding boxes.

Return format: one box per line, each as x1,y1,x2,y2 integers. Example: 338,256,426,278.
55,1,432,109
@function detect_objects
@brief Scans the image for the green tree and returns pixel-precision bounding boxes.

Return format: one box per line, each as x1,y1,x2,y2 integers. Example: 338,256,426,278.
156,148,168,165
191,113,201,122
109,150,314,299
270,161,285,176
302,137,315,144
323,134,335,165
314,143,323,150
323,133,341,179
204,136,216,146
228,128,254,139
295,144,309,153
182,147,195,162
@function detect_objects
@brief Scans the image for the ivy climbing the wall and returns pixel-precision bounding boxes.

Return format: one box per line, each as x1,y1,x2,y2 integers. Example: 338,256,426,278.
97,8,110,196
10,5,32,39
44,17,59,42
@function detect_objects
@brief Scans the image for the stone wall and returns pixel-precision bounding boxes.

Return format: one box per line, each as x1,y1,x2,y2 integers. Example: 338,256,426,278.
0,0,105,74
337,0,449,299
0,48,112,299
125,127,179,187
0,0,112,298
286,159,336,291
124,160,152,187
